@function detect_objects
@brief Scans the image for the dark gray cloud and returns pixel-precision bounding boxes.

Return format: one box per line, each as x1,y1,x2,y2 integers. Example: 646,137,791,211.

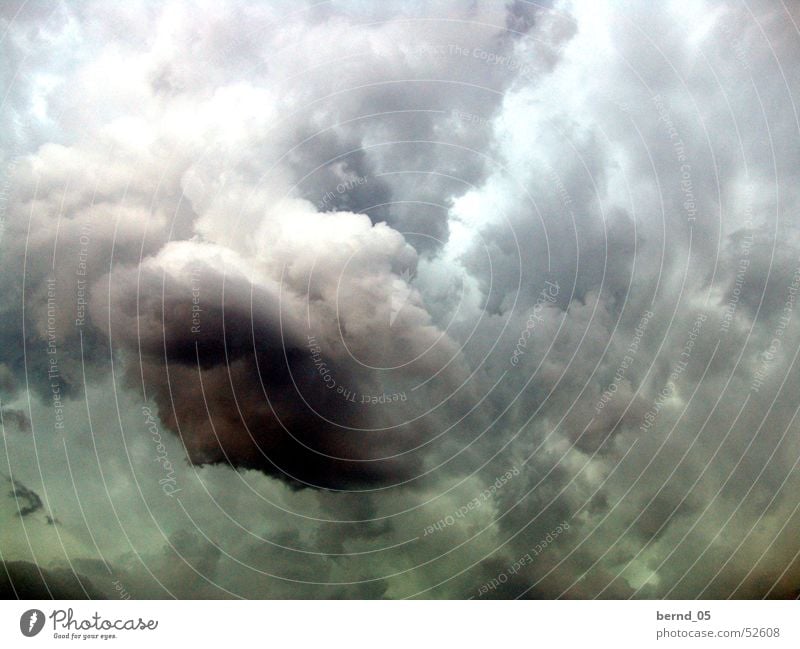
7,477,43,518
0,560,104,599
96,253,430,489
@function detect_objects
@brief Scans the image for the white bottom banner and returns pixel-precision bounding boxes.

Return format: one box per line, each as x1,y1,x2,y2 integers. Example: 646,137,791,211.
0,601,797,648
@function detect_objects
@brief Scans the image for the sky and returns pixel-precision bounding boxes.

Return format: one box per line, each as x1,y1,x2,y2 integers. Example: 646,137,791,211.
1,0,799,599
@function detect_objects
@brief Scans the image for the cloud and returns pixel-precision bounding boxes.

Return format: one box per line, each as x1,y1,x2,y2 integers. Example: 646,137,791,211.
0,0,798,600
0,560,104,599
6,477,44,518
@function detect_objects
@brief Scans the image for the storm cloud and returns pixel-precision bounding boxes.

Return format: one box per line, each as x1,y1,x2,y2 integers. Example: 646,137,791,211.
1,0,799,600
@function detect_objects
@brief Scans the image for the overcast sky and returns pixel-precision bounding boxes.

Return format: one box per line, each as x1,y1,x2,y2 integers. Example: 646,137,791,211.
1,0,800,599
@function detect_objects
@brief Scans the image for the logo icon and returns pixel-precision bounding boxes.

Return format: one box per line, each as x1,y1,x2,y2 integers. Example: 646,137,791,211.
20,609,45,637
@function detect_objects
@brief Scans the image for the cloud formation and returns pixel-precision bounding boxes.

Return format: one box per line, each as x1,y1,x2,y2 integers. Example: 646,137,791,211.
1,0,799,600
